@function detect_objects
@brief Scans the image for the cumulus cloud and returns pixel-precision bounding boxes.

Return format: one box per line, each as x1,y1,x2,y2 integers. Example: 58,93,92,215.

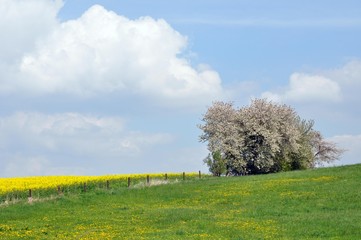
0,2,223,107
262,73,341,103
0,0,62,60
0,112,173,165
322,60,361,105
261,60,361,104
325,60,361,85
285,73,341,102
0,0,62,93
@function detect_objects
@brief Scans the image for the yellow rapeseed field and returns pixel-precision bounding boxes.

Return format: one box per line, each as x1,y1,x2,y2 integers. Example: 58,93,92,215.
0,172,199,199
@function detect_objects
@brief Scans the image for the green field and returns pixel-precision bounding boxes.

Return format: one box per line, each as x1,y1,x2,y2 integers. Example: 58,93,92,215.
1,164,360,239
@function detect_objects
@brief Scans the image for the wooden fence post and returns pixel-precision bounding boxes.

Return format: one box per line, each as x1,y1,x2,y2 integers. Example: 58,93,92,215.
57,186,62,195
106,180,110,189
183,172,185,181
165,173,168,181
83,183,87,192
199,170,201,179
147,175,150,185
127,177,131,188
28,189,33,203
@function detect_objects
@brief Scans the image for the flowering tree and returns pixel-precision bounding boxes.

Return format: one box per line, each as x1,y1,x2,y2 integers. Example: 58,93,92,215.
199,99,344,175
311,131,344,167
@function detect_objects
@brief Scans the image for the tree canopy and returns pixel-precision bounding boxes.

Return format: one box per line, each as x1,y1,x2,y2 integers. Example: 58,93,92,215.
199,99,344,176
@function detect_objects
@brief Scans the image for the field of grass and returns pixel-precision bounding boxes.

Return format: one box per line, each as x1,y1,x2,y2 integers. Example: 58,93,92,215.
0,164,360,239
0,172,201,203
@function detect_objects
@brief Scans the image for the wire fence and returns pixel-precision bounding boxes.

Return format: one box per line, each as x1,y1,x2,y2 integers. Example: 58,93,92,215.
0,171,207,204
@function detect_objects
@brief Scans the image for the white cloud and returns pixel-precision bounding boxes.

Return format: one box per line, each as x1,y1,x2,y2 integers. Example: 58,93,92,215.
0,0,62,60
261,59,361,104
262,73,341,103
0,0,63,93
285,73,341,102
260,60,361,138
0,3,223,107
323,60,361,87
262,60,361,105
0,112,173,161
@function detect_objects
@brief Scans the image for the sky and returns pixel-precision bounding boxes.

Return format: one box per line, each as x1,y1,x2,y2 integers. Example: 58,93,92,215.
1,0,361,177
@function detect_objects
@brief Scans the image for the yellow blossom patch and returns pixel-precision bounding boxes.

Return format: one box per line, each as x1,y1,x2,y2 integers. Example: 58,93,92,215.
0,172,201,200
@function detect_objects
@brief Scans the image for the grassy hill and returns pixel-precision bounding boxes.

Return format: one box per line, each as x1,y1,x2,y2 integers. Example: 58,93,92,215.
1,164,360,239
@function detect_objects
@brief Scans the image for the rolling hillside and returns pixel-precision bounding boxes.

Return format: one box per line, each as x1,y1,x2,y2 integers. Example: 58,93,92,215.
1,164,360,239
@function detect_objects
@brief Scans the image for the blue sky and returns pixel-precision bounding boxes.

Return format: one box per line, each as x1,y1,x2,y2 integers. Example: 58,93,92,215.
1,0,361,177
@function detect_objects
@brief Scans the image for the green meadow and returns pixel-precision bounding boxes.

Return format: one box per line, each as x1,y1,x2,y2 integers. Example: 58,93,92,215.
1,164,360,239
